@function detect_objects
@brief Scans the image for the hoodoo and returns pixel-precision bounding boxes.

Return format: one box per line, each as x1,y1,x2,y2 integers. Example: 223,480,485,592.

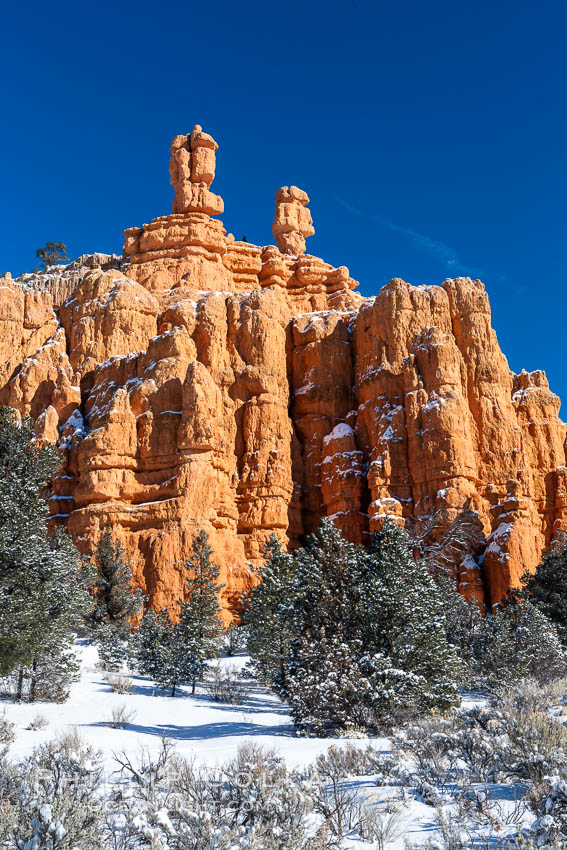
272,185,315,256
1,125,565,617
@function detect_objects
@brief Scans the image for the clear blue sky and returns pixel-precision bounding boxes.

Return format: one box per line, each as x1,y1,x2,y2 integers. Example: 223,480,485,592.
2,1,566,408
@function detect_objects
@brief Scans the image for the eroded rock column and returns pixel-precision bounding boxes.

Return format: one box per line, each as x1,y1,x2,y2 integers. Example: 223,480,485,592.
272,186,315,256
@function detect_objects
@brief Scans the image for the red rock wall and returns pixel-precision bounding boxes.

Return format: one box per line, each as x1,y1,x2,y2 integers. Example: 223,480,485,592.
1,135,565,617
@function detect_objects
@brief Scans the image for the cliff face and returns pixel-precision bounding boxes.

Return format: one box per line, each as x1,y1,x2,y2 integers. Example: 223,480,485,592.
1,125,565,616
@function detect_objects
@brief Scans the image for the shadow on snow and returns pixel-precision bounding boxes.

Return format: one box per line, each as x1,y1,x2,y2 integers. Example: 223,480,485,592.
84,719,295,740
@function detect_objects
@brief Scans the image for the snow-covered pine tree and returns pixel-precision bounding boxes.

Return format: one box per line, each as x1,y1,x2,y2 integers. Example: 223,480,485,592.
133,607,182,695
25,528,90,702
473,599,567,689
90,528,143,670
91,528,143,630
133,531,224,696
355,518,463,724
278,518,365,732
133,607,162,681
223,621,248,656
0,406,60,676
97,622,131,672
179,530,224,693
0,407,92,700
432,566,483,679
244,534,296,687
520,532,567,646
24,634,80,703
279,517,462,733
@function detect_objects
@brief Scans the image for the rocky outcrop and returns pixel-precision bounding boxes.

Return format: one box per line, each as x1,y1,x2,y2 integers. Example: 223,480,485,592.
13,253,122,308
1,125,565,617
272,186,315,256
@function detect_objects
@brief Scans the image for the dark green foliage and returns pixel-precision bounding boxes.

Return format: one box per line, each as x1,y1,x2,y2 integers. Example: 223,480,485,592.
473,599,567,690
247,517,462,733
520,532,567,646
281,520,365,731
353,520,464,721
20,633,81,702
90,529,143,670
134,607,186,695
420,553,567,693
432,567,484,677
0,407,92,699
178,530,224,693
243,535,296,686
134,530,224,696
35,241,69,270
90,529,142,631
461,532,567,692
96,623,130,672
223,621,247,656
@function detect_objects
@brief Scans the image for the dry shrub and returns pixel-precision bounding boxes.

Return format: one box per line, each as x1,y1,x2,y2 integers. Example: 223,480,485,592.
109,704,136,729
204,664,251,704
26,714,48,731
104,672,133,694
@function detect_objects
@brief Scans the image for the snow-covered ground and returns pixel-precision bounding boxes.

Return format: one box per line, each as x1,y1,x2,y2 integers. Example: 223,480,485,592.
1,642,385,771
0,642,528,848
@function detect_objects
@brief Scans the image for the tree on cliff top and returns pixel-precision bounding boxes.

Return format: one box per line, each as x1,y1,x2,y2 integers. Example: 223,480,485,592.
0,407,92,698
35,241,69,271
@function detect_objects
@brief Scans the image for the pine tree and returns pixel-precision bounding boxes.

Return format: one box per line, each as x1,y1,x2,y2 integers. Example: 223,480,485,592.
27,527,92,701
25,634,80,702
279,518,462,733
279,519,364,732
180,530,224,693
432,567,483,679
133,531,223,696
97,623,131,672
35,241,69,271
134,608,189,696
91,528,142,630
0,408,92,699
90,529,143,671
473,599,567,689
243,535,296,687
355,519,463,723
134,608,166,684
223,621,248,656
519,533,567,646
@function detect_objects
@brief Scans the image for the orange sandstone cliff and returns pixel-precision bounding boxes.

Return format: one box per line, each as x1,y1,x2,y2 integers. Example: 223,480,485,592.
1,124,565,616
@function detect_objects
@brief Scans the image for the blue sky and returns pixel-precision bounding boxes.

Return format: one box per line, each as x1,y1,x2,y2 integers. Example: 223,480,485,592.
2,0,566,407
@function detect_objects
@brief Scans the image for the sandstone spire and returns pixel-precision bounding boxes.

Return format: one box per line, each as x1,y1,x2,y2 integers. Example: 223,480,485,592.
272,185,315,256
169,124,223,216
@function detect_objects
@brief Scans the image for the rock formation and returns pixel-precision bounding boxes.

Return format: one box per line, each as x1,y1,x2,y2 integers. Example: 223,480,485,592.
169,125,223,216
272,186,315,256
1,124,565,618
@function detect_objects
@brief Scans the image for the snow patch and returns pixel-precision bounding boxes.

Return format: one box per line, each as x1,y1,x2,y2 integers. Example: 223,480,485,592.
323,422,354,445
